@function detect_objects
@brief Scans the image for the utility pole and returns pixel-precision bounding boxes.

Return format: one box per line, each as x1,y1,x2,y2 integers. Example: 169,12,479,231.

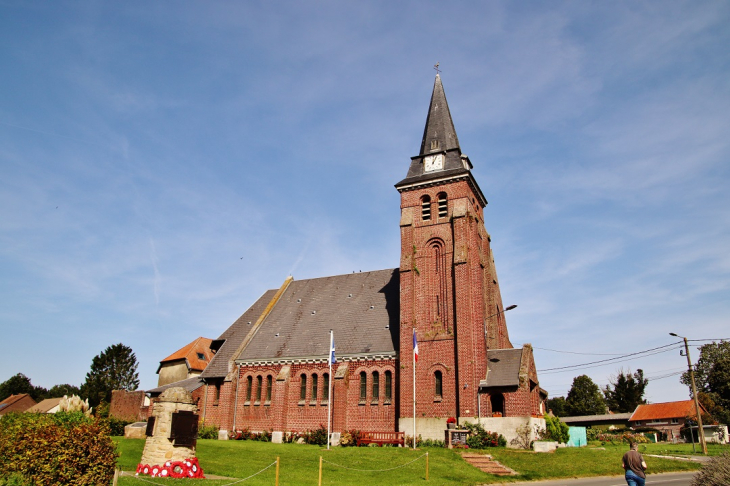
670,333,707,454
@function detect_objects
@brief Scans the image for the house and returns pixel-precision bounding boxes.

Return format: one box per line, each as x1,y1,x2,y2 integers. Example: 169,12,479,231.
26,397,63,414
194,75,546,443
629,400,706,441
0,394,37,416
157,337,214,387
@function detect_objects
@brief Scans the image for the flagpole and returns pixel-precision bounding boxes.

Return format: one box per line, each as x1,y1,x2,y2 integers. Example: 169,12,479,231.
413,329,417,449
327,330,333,451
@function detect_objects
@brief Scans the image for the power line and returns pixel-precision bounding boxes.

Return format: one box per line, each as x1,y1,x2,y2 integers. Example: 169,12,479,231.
537,342,681,373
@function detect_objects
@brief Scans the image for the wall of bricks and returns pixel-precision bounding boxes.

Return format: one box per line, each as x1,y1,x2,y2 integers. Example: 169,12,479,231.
110,390,147,421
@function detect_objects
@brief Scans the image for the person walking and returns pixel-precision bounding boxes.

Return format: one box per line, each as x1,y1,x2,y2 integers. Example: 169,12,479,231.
621,442,647,486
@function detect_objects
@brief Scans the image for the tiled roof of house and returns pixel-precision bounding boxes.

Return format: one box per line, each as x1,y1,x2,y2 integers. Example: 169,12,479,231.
480,348,523,388
159,337,214,373
26,397,62,413
0,394,37,415
200,289,280,379
238,269,400,363
561,412,633,424
629,400,702,421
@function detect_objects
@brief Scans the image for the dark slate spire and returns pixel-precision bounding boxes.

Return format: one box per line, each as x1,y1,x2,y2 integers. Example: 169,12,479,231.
419,74,460,156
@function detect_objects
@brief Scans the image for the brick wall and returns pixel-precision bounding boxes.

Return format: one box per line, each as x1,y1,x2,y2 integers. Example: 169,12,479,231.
110,390,147,421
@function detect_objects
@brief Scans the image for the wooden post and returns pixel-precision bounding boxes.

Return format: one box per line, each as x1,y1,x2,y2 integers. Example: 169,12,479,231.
112,468,119,486
318,456,323,486
275,456,280,486
426,452,428,481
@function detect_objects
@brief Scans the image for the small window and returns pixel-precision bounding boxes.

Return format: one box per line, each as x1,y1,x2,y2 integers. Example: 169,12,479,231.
266,375,273,402
255,375,262,403
385,371,392,402
214,382,221,404
359,371,367,402
434,370,443,398
430,140,439,150
300,374,307,402
438,193,447,218
421,196,431,221
323,373,330,401
197,352,206,360
245,376,253,402
372,371,380,402
671,418,679,424
311,374,318,402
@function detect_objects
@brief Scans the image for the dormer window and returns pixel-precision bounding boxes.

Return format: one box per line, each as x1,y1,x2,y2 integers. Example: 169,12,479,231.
197,353,205,360
421,196,431,221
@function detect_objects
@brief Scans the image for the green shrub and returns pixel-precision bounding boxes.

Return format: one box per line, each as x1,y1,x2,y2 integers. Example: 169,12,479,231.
0,411,117,485
303,424,328,445
0,474,32,486
691,452,730,486
462,422,507,448
198,423,219,440
544,415,570,444
104,416,133,436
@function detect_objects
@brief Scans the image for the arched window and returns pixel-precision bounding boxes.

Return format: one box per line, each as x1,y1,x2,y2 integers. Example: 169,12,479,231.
384,370,392,402
434,370,443,398
372,371,379,402
256,375,263,403
266,375,273,403
311,374,318,402
430,240,448,323
421,195,431,221
323,373,330,401
300,374,307,401
245,376,253,402
359,371,367,402
438,193,447,218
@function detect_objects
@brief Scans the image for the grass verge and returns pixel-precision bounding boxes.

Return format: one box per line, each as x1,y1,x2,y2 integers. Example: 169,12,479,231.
113,439,712,485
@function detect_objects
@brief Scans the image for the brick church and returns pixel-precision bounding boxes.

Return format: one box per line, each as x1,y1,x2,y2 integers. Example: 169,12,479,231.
196,75,547,442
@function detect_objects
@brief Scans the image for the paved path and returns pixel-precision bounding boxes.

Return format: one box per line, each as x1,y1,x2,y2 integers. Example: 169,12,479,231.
496,471,696,486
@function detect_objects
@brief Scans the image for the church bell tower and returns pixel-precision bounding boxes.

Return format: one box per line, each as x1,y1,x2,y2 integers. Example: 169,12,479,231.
396,75,512,426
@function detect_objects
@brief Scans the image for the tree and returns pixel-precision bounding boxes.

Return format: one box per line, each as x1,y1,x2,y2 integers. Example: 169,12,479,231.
681,341,730,425
565,375,606,416
603,368,648,413
81,343,139,408
547,396,568,417
0,373,47,402
47,384,82,398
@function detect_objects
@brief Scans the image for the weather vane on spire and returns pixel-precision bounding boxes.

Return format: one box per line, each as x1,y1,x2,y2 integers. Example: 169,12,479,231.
434,62,441,75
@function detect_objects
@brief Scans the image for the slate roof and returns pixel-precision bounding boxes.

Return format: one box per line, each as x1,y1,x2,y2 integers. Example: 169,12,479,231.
147,377,204,396
395,74,487,207
158,337,214,373
237,269,400,363
480,348,523,388
26,397,62,413
201,289,279,379
630,400,703,422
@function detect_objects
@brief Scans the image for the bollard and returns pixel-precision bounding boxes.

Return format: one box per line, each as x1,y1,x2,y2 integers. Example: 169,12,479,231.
426,452,429,481
276,456,280,486
318,456,323,486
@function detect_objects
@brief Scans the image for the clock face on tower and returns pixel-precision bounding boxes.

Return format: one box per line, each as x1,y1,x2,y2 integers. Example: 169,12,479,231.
424,154,443,172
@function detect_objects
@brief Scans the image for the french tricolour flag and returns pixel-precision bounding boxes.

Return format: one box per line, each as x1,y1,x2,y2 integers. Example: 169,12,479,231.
413,329,418,363
329,332,336,365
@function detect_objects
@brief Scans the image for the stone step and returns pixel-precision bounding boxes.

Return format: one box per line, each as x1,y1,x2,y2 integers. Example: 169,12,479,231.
460,453,516,476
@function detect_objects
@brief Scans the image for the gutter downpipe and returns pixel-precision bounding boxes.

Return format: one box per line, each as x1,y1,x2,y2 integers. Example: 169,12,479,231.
232,365,242,432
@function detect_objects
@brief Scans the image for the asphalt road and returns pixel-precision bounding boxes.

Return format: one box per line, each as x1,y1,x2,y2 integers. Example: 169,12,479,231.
503,471,697,486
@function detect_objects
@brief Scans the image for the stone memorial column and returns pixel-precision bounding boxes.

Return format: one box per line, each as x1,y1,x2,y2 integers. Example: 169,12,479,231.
136,387,204,478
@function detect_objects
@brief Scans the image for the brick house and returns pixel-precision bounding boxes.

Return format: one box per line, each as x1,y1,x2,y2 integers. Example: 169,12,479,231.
197,75,546,442
629,400,708,441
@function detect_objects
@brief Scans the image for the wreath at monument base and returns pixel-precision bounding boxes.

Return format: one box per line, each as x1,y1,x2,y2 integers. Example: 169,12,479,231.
136,457,204,478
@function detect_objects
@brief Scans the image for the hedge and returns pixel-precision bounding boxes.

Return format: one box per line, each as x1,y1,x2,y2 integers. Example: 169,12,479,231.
0,411,117,485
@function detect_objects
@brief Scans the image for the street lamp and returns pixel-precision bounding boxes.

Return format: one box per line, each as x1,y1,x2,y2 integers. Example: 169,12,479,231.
669,332,707,454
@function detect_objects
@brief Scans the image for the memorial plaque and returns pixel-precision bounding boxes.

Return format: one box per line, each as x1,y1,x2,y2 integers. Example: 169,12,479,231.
170,410,199,447
145,417,156,437
451,430,469,446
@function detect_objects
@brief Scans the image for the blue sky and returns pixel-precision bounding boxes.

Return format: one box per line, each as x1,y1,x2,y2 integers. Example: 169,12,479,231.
1,1,728,405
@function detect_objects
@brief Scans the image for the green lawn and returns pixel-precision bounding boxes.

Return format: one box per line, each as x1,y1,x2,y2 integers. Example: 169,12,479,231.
113,438,713,485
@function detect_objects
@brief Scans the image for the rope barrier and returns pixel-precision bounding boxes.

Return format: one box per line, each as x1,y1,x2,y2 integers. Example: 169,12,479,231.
123,460,278,486
321,452,428,472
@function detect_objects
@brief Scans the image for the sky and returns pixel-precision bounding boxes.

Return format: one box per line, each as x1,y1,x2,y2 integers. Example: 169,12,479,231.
1,1,728,405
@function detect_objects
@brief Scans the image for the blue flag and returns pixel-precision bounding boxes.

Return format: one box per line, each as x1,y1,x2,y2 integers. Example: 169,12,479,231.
329,332,336,365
